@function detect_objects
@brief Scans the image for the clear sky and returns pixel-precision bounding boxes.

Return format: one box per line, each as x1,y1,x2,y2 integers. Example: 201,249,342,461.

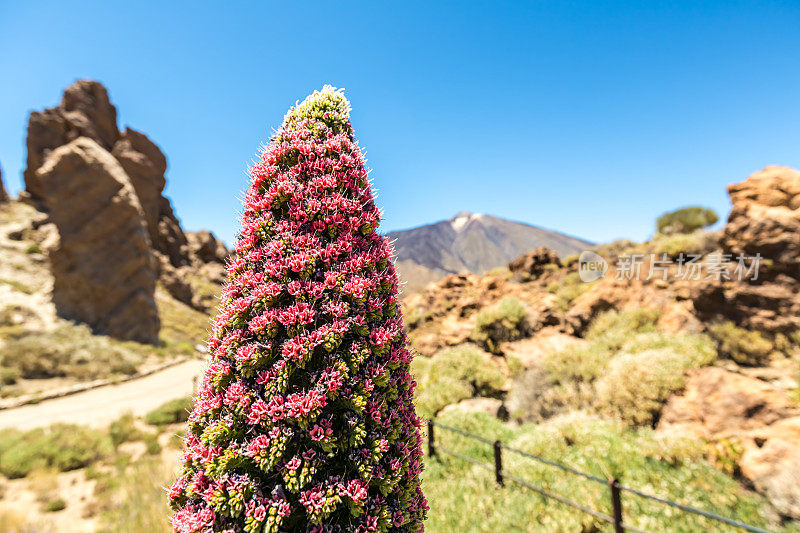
1,1,799,246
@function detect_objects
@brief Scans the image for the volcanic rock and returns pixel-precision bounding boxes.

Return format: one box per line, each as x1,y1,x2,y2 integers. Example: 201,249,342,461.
187,230,228,264
24,80,120,200
508,246,561,279
739,417,800,519
692,166,800,334
35,137,160,343
0,164,7,202
658,367,797,439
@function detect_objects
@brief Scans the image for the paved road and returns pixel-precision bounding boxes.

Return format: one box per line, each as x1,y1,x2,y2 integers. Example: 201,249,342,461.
0,360,206,430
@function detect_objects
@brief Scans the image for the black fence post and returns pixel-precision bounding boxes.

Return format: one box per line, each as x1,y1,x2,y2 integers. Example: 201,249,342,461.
609,478,624,533
427,420,435,457
493,440,504,487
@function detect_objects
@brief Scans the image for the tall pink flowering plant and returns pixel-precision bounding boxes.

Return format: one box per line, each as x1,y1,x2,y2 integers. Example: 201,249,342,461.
168,87,427,532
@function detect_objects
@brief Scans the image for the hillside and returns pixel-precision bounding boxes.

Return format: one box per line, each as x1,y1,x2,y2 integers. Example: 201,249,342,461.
388,211,593,293
403,165,800,529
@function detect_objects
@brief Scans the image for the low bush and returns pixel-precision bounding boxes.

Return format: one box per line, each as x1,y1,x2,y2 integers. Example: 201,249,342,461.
0,366,19,385
708,321,774,366
595,348,697,427
471,297,528,353
0,424,113,478
0,323,143,380
546,272,596,312
506,365,594,423
411,344,506,419
108,413,141,448
519,308,716,427
144,396,193,426
656,206,718,235
585,308,661,349
651,230,719,257
542,342,611,384
43,498,66,512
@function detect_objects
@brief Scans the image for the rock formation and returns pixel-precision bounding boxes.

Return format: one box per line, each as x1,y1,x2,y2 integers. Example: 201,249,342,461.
21,80,229,341
36,137,160,344
693,166,800,334
508,246,561,279
0,164,8,202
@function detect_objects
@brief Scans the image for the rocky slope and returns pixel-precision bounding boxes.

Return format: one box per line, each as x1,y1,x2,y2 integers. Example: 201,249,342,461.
388,211,592,293
17,80,227,343
403,166,800,522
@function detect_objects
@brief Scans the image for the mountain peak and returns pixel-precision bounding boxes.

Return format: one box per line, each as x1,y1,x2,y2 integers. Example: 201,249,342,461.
450,211,483,231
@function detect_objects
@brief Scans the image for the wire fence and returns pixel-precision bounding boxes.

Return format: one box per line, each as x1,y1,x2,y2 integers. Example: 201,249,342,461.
427,419,774,533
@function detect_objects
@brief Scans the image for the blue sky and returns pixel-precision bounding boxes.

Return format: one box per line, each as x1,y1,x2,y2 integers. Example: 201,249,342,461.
1,1,799,245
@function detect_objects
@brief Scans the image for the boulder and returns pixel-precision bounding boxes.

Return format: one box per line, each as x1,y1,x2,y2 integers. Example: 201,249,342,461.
723,166,800,273
693,166,800,334
658,367,797,439
186,230,228,264
36,137,160,343
24,80,120,199
500,327,585,368
508,246,561,278
739,417,800,519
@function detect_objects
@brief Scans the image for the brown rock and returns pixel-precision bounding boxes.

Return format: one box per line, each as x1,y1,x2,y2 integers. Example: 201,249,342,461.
723,166,800,271
508,246,561,278
500,327,585,368
186,230,228,264
0,164,8,202
739,417,800,519
692,166,800,334
24,80,120,199
111,127,167,241
36,137,159,343
658,367,797,439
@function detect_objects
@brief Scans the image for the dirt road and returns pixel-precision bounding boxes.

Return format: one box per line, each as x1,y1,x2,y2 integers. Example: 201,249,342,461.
0,360,206,430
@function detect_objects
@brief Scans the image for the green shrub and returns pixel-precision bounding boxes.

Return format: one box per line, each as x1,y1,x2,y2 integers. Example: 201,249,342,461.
542,343,611,383
144,396,193,426
143,433,162,455
411,344,506,419
108,413,141,448
43,498,66,512
471,297,528,353
595,349,695,427
0,366,19,385
585,308,661,349
656,206,718,235
0,424,112,478
0,323,142,380
547,272,597,312
506,366,594,423
708,322,774,366
652,230,719,257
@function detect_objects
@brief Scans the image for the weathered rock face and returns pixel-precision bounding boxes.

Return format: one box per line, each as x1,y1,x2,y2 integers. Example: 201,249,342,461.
508,246,561,279
693,166,800,334
36,137,160,343
24,80,120,200
0,164,8,202
186,230,228,264
658,367,798,439
739,417,800,519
